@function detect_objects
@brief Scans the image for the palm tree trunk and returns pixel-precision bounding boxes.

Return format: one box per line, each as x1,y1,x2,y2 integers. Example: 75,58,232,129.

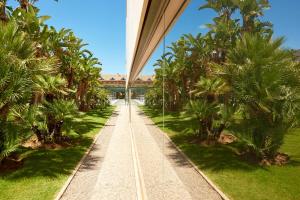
18,0,29,11
0,103,10,121
67,67,74,88
0,0,8,22
77,79,89,111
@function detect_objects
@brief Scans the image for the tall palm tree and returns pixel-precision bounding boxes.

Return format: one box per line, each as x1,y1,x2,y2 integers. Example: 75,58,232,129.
199,0,237,20
16,0,57,11
60,33,88,89
168,38,191,101
183,34,211,94
76,54,101,111
0,0,11,22
231,0,271,34
154,56,181,111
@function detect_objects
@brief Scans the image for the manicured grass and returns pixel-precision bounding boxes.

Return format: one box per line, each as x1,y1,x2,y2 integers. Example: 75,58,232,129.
0,106,115,200
141,106,300,200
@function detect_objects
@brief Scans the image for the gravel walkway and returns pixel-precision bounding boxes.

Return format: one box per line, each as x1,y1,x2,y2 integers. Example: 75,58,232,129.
59,101,223,200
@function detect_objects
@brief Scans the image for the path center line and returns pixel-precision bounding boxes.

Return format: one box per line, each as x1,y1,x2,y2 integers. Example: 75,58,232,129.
129,118,148,200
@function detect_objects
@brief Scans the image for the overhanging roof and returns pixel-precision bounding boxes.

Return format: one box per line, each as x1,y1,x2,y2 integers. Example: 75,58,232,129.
126,0,190,87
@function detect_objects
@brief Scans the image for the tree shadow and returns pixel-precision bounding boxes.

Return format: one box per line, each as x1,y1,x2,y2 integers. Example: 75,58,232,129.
71,108,117,136
156,119,195,134
141,107,268,172
86,108,117,118
2,140,89,180
169,132,265,172
166,125,300,172
78,145,103,172
165,142,191,167
0,107,115,181
72,120,105,136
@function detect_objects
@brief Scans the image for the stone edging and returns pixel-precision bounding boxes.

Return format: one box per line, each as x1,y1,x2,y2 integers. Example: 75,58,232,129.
54,115,113,200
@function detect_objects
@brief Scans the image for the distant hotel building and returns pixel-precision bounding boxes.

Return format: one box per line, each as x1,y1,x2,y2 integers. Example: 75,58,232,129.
99,74,154,99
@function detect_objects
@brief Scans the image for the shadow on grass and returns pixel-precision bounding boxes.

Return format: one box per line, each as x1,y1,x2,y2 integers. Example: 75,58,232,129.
0,107,115,181
3,141,89,180
175,135,260,172
141,106,268,172
85,108,116,118
71,108,116,136
72,120,105,136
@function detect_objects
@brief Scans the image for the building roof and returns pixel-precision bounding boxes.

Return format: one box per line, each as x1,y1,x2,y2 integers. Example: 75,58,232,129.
100,73,154,82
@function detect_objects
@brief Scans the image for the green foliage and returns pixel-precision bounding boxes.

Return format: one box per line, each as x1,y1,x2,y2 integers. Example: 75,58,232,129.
185,76,235,141
0,21,35,160
220,33,300,158
0,2,108,162
142,107,300,200
146,0,300,161
0,106,114,200
86,87,109,110
185,99,219,140
0,121,19,162
145,88,164,109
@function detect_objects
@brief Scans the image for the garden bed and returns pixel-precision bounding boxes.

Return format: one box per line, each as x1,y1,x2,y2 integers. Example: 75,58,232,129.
0,107,114,200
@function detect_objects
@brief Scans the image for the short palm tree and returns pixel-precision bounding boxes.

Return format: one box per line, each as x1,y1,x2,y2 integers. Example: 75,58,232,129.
0,21,35,159
193,76,229,102
185,99,219,141
220,33,300,159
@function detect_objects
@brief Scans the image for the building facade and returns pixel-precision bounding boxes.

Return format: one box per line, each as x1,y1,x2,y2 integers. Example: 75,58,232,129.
99,74,154,99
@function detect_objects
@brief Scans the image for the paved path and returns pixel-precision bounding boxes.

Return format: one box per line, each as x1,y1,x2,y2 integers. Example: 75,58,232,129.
60,100,222,200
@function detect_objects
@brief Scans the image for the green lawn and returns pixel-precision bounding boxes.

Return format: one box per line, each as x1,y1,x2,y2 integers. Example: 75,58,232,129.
0,106,114,200
141,106,300,200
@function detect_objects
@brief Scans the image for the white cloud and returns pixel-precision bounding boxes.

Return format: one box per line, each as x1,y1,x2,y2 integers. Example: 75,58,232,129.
198,24,207,29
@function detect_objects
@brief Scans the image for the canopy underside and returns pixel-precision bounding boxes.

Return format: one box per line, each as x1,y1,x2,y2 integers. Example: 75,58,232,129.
126,0,190,87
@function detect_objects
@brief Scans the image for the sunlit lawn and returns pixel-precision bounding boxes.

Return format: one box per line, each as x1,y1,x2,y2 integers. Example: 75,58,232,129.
0,106,114,200
141,106,300,200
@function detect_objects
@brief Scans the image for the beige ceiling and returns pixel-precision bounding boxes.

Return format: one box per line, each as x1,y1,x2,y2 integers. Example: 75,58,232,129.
126,0,190,87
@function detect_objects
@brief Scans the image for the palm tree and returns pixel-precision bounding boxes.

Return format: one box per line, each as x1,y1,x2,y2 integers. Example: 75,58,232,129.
0,0,11,22
145,87,164,109
76,53,101,111
183,33,212,95
219,33,300,159
43,99,76,142
154,56,181,111
16,0,57,11
33,74,67,104
0,0,109,160
0,21,36,159
199,0,237,20
200,0,240,64
231,0,271,33
0,21,35,120
193,76,228,102
185,99,219,141
61,33,88,89
86,82,109,110
22,99,77,143
187,76,231,141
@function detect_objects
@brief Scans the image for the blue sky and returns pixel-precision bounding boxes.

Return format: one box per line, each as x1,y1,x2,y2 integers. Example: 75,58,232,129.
8,0,300,75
